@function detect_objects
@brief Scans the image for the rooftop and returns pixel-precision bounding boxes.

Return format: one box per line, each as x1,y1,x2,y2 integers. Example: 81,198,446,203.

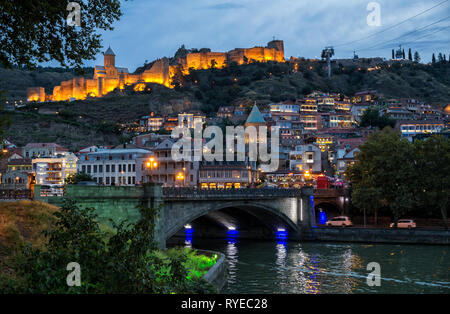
246,105,266,124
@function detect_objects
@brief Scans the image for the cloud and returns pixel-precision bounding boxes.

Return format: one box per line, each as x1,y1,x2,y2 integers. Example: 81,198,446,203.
203,2,246,10
59,0,449,68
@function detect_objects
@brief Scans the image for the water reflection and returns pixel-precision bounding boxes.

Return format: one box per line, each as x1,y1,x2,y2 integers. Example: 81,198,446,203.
275,242,288,290
339,248,360,293
184,227,193,248
226,241,239,285
305,255,320,294
189,238,450,294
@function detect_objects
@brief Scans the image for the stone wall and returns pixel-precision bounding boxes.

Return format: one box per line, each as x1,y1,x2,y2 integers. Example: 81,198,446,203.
304,227,450,245
26,87,45,102
200,250,228,292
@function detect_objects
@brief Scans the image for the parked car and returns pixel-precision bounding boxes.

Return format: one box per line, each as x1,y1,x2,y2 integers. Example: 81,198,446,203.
326,216,353,227
390,219,416,229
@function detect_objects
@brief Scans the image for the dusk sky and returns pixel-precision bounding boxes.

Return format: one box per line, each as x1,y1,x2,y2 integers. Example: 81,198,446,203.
84,0,449,70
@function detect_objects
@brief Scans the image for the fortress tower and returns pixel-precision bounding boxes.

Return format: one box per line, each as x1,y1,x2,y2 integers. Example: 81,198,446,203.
104,46,116,67
267,39,284,55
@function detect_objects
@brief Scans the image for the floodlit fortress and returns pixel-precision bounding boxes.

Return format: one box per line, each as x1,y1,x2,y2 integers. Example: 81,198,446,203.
27,40,285,102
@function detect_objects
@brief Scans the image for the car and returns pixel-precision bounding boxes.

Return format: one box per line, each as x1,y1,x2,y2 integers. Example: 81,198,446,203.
326,216,353,227
390,219,416,229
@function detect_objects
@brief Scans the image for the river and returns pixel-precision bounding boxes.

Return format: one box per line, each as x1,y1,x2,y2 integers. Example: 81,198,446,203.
186,238,449,294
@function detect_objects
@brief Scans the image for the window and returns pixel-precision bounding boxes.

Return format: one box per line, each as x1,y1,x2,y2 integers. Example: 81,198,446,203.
87,165,91,173
111,165,115,172
93,165,97,173
118,164,122,172
82,165,86,173
106,165,110,172
99,165,103,173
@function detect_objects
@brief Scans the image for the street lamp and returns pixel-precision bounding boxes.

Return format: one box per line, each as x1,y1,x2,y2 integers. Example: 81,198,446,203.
145,156,158,183
176,171,184,187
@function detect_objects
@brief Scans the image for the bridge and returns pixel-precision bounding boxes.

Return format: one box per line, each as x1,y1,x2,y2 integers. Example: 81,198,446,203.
34,184,315,248
313,188,350,217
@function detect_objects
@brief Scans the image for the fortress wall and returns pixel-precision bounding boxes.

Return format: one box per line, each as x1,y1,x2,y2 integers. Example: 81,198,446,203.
26,87,46,102
102,77,120,94
52,86,61,101
142,58,171,88
185,52,227,70
86,79,99,97
227,49,246,64
124,74,141,86
244,47,284,63
72,77,86,100
59,80,74,101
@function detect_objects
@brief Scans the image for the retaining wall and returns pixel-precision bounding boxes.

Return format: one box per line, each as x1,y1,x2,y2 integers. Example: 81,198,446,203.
303,227,450,245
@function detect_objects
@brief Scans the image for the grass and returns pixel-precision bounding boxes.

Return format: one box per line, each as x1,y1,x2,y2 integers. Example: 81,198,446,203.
0,201,58,283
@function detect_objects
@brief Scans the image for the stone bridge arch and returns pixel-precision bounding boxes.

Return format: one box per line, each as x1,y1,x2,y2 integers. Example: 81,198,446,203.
34,184,315,249
164,200,301,241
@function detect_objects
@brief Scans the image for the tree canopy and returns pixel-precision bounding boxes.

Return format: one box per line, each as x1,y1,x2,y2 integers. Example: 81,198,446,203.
346,128,450,228
0,0,123,69
359,108,396,129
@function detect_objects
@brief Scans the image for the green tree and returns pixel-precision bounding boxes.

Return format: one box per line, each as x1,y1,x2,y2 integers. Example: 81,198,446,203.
408,48,412,61
414,135,450,229
350,185,382,226
346,128,416,226
0,1,123,69
65,172,94,185
359,108,396,129
432,53,436,64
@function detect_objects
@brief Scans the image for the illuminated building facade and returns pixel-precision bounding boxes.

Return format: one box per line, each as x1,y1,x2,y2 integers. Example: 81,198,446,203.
32,152,78,186
27,40,285,102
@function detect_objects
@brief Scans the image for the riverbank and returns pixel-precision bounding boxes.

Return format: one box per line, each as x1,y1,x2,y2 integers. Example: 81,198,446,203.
199,250,228,292
302,227,449,245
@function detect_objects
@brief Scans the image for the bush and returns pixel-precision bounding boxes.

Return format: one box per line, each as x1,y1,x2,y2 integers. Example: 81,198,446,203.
1,199,215,293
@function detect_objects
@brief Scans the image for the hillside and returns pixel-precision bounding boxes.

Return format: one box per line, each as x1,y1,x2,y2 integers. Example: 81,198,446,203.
0,67,94,101
1,59,449,150
0,201,58,280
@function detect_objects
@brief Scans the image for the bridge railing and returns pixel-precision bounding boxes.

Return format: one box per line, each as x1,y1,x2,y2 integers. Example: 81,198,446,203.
313,188,345,197
162,187,303,199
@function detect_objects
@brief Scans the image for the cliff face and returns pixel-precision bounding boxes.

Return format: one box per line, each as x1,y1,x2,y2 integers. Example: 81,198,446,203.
26,40,285,102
